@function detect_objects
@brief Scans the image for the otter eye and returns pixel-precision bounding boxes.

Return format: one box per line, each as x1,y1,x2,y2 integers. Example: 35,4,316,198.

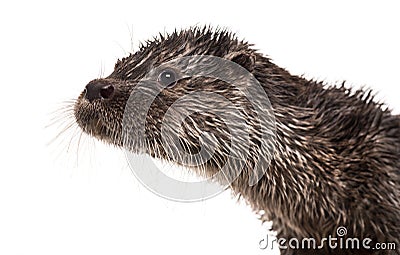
158,69,177,87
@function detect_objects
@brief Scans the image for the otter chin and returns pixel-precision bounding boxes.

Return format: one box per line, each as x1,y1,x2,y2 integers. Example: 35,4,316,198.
74,27,400,255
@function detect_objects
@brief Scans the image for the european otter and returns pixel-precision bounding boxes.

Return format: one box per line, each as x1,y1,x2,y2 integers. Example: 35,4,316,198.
73,27,400,254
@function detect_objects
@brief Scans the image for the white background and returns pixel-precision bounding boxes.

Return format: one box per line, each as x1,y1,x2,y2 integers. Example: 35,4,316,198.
0,1,399,255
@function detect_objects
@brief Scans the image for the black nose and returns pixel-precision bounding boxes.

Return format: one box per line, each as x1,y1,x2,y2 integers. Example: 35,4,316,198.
84,79,115,102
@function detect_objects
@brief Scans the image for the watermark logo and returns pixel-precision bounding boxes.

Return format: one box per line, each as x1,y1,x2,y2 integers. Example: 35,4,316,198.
122,55,276,202
259,226,397,251
336,226,347,237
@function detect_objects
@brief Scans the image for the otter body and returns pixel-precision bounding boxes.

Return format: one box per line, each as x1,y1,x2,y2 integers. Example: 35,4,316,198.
74,27,400,254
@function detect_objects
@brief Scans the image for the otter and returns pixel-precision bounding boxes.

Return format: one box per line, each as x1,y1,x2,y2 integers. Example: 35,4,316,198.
73,27,400,255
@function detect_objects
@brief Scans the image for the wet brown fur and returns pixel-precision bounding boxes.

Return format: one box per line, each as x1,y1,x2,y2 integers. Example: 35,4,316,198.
74,27,400,254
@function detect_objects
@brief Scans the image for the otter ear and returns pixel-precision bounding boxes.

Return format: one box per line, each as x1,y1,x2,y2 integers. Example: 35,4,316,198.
226,51,256,72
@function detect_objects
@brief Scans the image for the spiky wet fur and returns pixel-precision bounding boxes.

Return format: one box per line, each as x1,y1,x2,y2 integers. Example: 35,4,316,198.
74,27,400,254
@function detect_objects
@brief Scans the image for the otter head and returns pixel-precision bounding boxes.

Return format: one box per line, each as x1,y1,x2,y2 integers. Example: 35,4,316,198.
74,27,276,195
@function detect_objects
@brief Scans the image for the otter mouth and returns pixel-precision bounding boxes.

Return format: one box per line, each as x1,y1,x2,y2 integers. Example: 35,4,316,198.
85,114,108,136
74,98,120,143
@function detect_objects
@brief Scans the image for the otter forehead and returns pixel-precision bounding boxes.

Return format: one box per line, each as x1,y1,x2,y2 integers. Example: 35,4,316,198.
109,27,254,81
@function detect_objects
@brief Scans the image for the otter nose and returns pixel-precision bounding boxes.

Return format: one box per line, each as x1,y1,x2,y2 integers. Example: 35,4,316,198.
84,80,115,102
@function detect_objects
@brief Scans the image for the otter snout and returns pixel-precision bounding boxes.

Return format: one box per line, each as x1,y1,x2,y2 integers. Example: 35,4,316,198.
84,79,115,102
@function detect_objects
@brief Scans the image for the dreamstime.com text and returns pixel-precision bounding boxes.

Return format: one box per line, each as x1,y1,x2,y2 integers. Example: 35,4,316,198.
259,226,397,251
